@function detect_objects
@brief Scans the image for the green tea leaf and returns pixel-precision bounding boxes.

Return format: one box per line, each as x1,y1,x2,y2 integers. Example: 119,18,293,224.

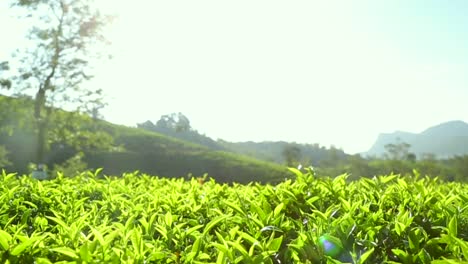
80,242,92,262
226,240,249,257
268,236,283,252
224,201,246,217
392,249,408,262
273,203,284,218
417,248,431,264
359,248,374,264
408,228,421,252
453,237,468,261
203,216,228,236
90,227,106,246
165,211,173,227
448,215,457,237
192,237,202,254
0,229,12,250
50,247,79,259
238,231,260,247
34,258,53,264
45,216,69,231
431,259,468,264
288,167,303,178
11,239,35,256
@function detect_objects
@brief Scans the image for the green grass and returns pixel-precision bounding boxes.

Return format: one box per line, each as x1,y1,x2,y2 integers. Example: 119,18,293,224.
0,169,467,263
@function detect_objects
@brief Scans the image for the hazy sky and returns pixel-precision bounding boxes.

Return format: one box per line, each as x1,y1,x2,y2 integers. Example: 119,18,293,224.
1,1,467,154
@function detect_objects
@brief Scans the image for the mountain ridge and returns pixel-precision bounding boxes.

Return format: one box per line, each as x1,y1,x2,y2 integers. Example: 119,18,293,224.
366,120,468,158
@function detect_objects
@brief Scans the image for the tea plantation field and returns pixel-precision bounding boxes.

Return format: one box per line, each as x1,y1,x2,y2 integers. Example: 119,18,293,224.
0,169,467,263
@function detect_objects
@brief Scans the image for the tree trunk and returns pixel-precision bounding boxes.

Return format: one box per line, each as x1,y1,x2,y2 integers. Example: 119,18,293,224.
34,88,47,165
36,121,47,164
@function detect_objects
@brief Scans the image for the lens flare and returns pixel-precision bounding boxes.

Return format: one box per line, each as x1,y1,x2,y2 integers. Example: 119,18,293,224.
319,235,343,257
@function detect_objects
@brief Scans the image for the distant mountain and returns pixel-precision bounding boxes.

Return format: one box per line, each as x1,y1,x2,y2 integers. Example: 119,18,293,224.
421,120,468,137
366,120,468,158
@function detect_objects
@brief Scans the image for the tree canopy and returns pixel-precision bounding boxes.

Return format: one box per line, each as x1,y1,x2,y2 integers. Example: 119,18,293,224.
2,0,113,167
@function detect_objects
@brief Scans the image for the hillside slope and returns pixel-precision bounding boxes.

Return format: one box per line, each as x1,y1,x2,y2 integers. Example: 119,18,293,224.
87,122,291,183
218,140,349,166
366,120,468,158
0,95,291,183
137,118,351,167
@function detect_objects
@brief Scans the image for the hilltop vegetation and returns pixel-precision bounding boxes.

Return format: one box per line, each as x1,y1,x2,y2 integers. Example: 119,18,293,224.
0,170,467,263
218,141,348,166
137,114,349,167
138,114,349,166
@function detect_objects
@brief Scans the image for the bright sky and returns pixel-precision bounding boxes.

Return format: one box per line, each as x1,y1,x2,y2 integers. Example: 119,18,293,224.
1,0,468,154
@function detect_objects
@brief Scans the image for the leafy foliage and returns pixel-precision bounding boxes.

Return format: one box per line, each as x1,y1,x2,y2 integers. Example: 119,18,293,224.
0,170,467,263
0,95,114,176
51,152,88,178
138,113,225,151
282,144,301,167
0,146,11,168
219,141,348,166
3,0,112,164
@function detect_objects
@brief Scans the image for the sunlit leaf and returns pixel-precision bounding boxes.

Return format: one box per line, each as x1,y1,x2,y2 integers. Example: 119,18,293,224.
0,230,12,250
359,248,374,264
50,247,79,259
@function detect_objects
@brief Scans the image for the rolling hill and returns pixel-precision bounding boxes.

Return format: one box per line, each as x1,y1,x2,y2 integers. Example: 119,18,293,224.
0,95,291,183
137,118,350,167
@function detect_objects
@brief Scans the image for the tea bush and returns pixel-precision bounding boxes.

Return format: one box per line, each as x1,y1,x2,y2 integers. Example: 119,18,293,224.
0,169,467,263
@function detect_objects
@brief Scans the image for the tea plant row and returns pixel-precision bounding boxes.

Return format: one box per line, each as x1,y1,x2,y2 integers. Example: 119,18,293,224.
0,169,467,263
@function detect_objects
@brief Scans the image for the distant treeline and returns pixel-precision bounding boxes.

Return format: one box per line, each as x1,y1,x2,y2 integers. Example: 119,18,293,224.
139,114,468,182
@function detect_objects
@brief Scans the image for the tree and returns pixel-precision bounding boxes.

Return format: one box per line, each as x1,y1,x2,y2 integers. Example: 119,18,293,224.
384,139,414,161
416,153,445,179
0,62,12,89
450,155,468,181
155,112,192,132
137,120,157,131
406,152,417,162
3,0,112,166
0,146,11,168
138,113,192,133
345,154,374,179
282,144,301,167
138,114,225,151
